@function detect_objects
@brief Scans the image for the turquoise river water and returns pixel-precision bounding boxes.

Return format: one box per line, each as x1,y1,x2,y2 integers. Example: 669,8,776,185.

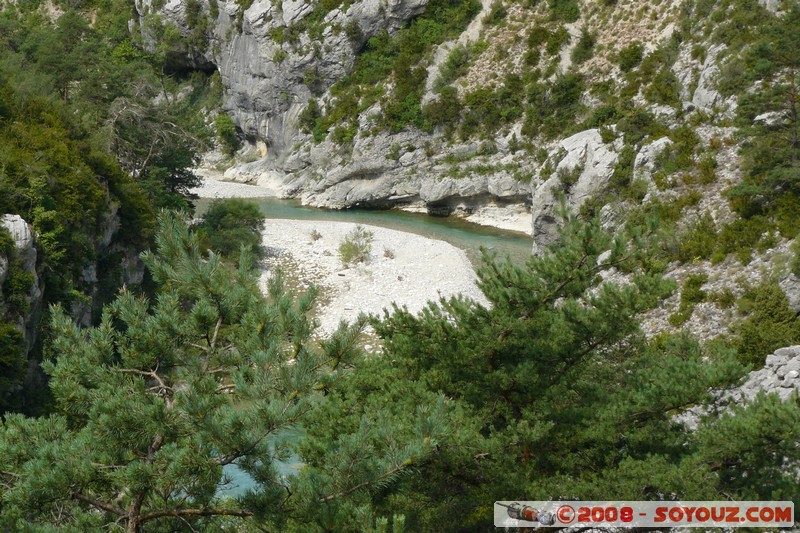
196,197,533,266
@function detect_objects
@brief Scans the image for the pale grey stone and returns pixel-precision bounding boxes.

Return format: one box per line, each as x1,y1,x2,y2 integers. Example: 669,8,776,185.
766,353,789,367
634,137,673,183
775,346,800,357
779,273,800,313
531,129,618,252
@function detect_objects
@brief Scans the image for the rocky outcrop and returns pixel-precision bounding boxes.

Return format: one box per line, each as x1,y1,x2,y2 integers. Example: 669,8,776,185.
135,0,429,161
633,136,672,193
779,273,800,313
1,215,43,355
531,129,618,252
679,346,800,430
741,346,800,402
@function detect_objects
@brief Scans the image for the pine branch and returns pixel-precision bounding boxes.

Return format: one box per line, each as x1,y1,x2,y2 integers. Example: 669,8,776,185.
140,507,254,521
71,492,126,517
208,316,223,350
320,463,409,503
115,368,173,395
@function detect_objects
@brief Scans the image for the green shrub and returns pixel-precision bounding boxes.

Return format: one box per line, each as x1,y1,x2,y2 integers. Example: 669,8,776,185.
598,126,616,144
0,322,25,411
668,273,708,326
485,1,508,25
644,66,681,107
714,216,772,265
331,122,358,145
460,75,524,137
674,213,717,263
273,49,288,63
682,273,709,305
618,41,644,72
339,225,374,265
710,287,736,309
423,86,462,134
434,42,484,90
735,282,800,366
548,0,579,22
344,20,363,44
197,199,266,261
298,99,327,143
523,73,585,139
214,113,240,156
697,153,717,184
609,145,636,192
557,165,582,192
545,26,570,55
0,227,13,257
616,107,667,145
3,261,34,316
571,28,595,64
303,67,326,96
527,26,550,48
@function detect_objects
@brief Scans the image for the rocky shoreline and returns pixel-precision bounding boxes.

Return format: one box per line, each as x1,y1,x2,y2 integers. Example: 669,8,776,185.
192,170,533,235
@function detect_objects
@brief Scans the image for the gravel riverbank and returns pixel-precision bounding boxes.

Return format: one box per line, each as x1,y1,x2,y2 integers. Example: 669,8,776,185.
190,170,275,198
259,219,488,336
192,174,495,336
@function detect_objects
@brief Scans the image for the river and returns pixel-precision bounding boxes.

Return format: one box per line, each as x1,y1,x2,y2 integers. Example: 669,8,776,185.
195,197,533,266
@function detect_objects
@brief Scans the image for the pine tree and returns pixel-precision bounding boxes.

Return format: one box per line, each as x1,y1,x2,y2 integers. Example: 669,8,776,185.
318,213,800,531
0,212,444,532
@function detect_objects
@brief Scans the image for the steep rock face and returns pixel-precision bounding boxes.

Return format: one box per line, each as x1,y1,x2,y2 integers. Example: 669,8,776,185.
1,215,43,355
531,129,618,252
135,0,428,160
289,130,531,211
70,204,146,327
136,0,537,225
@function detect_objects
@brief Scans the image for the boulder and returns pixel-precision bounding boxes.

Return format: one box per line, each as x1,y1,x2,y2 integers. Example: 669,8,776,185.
779,273,800,313
692,45,727,110
531,129,618,252
634,137,673,184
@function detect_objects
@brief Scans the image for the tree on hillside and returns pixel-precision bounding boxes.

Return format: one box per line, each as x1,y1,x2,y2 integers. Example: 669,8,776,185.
196,199,266,261
0,212,445,532
730,4,800,222
106,92,202,210
304,213,800,531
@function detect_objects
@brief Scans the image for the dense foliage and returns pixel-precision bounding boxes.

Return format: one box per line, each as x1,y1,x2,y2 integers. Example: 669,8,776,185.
196,199,267,262
299,0,481,141
0,0,231,410
0,213,444,532
306,215,800,531
1,0,800,530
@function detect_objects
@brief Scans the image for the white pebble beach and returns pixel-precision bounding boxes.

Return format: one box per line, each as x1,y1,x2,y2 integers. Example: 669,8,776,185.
260,219,488,335
192,176,489,335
